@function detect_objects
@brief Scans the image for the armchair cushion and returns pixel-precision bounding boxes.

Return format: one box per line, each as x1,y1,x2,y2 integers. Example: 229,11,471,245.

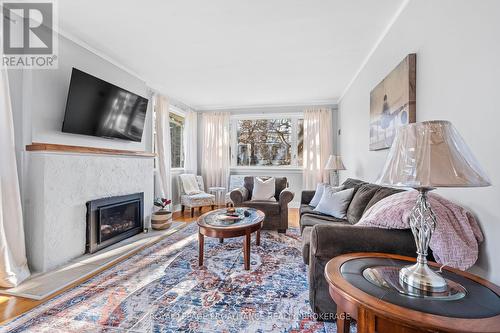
236,176,290,231
180,192,215,207
244,176,287,201
251,177,276,201
241,200,280,215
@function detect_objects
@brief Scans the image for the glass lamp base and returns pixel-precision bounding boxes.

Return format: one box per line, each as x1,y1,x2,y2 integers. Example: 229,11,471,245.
399,261,448,292
363,265,466,300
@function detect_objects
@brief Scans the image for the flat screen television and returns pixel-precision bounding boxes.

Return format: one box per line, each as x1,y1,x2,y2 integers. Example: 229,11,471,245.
62,68,148,142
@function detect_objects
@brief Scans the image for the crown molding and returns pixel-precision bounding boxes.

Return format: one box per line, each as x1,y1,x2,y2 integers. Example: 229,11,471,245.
194,99,338,112
55,28,147,84
338,0,410,103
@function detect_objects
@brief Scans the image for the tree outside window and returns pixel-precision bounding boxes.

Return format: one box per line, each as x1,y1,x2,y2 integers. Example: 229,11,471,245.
235,118,303,167
170,113,184,168
297,118,304,167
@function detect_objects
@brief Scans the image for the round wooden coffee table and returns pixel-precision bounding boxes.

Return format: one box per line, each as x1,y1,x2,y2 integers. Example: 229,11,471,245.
325,253,500,333
197,207,265,270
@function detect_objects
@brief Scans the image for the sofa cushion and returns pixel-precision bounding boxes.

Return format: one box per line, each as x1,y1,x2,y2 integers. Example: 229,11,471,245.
302,226,312,265
364,186,404,212
309,183,326,207
342,178,367,190
314,188,354,219
310,184,343,207
341,178,367,199
346,183,381,224
300,213,348,230
300,204,349,219
299,204,318,216
242,200,280,215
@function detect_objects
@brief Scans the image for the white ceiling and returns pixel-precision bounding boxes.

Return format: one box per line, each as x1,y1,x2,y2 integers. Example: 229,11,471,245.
59,0,404,109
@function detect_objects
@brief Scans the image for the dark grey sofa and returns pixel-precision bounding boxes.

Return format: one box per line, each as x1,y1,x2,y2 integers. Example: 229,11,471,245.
301,178,434,320
231,176,294,232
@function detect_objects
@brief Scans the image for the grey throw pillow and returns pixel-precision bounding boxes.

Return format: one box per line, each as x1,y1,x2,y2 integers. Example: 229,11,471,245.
314,187,355,219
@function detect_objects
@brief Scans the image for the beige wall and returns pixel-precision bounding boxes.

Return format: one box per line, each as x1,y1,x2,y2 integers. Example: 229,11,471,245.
338,0,500,284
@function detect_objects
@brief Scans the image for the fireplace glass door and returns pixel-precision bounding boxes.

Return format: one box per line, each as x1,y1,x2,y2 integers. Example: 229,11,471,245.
98,199,141,244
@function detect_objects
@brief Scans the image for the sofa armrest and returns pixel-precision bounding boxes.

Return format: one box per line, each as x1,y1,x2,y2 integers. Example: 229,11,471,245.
230,187,249,205
279,188,294,209
301,190,315,205
310,224,417,260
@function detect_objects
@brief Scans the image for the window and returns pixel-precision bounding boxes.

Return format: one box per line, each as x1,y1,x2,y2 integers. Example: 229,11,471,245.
152,101,186,170
232,117,304,167
170,113,185,168
297,118,304,167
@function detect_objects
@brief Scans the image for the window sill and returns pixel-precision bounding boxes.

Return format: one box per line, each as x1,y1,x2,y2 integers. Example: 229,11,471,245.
230,166,304,174
154,168,185,173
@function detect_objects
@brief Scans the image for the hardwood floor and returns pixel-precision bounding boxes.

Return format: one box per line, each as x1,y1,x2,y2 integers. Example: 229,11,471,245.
0,207,300,325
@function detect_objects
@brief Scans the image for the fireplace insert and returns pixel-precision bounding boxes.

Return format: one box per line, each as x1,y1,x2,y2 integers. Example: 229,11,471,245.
86,193,144,253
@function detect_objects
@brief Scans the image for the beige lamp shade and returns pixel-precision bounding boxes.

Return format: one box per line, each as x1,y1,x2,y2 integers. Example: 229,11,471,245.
325,155,346,170
377,120,491,188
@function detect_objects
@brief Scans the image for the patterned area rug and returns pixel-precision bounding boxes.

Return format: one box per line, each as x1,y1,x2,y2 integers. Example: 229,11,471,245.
2,223,345,332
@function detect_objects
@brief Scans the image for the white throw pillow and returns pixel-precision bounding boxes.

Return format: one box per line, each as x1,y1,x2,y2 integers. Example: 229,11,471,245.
309,183,344,207
314,187,355,219
251,177,276,201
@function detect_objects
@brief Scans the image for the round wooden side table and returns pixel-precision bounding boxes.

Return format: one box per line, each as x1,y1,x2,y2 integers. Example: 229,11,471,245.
325,253,500,333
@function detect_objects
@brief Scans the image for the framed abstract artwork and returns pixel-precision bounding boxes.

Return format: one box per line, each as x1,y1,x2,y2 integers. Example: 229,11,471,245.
369,54,416,150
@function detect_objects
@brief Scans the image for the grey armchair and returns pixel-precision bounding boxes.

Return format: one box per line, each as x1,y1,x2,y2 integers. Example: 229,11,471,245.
230,176,294,232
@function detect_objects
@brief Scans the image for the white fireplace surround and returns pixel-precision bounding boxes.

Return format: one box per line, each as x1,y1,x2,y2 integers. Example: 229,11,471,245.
24,151,154,273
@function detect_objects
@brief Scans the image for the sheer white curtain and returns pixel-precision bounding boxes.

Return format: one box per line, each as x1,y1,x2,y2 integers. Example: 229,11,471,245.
303,108,333,189
154,94,171,199
0,68,30,287
183,110,198,174
201,112,230,189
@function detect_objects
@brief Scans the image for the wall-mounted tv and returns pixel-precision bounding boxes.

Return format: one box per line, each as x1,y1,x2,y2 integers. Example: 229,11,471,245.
62,68,148,142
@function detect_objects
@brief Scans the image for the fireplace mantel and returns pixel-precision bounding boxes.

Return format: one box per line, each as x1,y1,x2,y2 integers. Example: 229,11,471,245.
26,142,156,158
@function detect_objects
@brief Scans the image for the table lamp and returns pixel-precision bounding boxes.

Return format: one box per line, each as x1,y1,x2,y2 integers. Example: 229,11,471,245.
325,155,346,186
377,120,490,292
